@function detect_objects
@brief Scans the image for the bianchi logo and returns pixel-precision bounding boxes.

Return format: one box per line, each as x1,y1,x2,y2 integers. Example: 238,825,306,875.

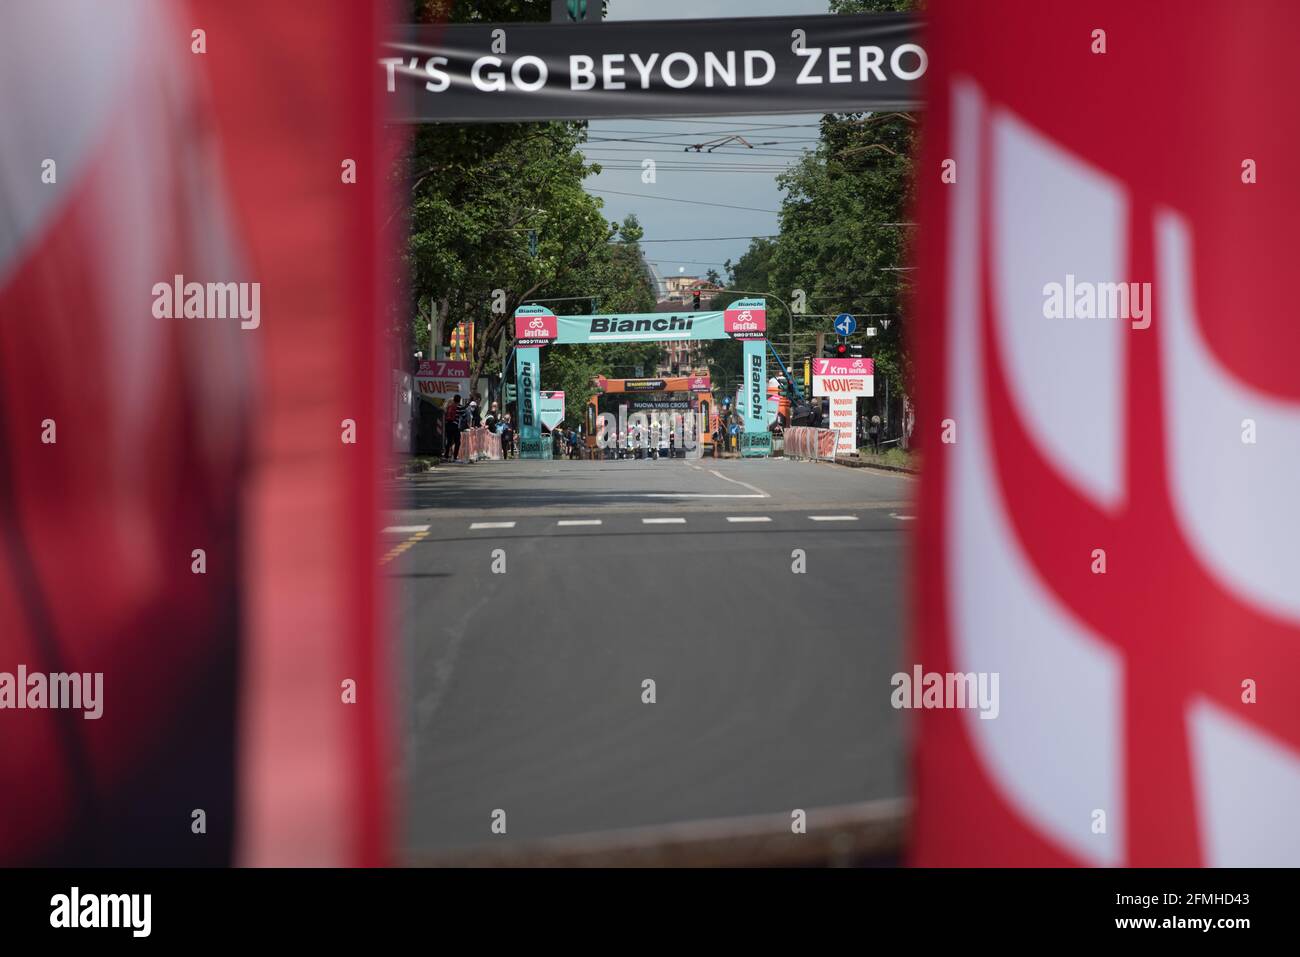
520,362,535,426
590,316,693,334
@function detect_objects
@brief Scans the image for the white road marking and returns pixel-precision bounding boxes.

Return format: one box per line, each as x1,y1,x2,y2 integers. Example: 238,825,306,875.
642,517,686,524
642,492,766,499
708,469,770,497
383,525,430,534
890,513,917,521
726,516,772,523
470,521,516,529
557,519,602,526
809,515,858,522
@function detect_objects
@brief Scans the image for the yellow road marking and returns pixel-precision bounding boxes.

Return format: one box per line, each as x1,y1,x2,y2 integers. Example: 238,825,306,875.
380,528,429,565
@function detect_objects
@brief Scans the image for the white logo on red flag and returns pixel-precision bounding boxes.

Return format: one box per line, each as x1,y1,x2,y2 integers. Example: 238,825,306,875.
914,73,1300,868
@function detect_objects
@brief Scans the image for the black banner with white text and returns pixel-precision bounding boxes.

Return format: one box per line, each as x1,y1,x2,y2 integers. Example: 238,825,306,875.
383,13,924,122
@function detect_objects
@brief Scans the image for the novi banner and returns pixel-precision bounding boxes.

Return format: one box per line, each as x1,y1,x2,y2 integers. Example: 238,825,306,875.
414,359,470,400
384,13,923,123
515,346,544,457
741,338,770,457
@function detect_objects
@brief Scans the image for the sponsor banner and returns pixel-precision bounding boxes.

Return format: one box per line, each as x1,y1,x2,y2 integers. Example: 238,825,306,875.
628,398,691,411
813,373,874,397
828,397,857,455
724,298,766,339
600,375,700,393
513,300,762,344
518,436,552,459
813,357,874,376
688,374,711,392
514,347,543,456
620,378,666,392
514,305,558,343
559,311,726,343
385,14,923,123
741,338,769,456
539,390,566,430
740,431,772,456
415,359,471,400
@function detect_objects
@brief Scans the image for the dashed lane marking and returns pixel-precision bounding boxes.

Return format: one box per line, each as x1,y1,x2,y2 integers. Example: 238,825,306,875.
383,525,430,534
380,527,429,565
726,516,772,523
470,521,516,529
556,519,602,526
642,517,686,524
809,515,858,522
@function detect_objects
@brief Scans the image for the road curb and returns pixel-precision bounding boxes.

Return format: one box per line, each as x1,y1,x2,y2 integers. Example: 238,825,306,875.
832,457,918,475
406,798,908,867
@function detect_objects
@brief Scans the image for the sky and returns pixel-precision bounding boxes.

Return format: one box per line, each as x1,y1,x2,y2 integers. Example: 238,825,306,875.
582,0,832,287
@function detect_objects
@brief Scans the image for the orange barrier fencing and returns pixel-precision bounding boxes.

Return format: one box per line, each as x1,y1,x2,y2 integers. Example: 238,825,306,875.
782,426,840,461
456,427,502,461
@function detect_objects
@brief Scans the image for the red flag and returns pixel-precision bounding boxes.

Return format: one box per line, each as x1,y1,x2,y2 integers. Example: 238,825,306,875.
0,0,392,865
911,0,1300,866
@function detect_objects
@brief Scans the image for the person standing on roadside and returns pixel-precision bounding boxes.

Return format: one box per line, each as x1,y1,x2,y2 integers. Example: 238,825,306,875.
443,394,462,462
500,413,514,459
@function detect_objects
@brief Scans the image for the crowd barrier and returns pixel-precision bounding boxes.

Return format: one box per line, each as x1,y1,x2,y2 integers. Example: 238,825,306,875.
456,427,502,461
782,426,840,461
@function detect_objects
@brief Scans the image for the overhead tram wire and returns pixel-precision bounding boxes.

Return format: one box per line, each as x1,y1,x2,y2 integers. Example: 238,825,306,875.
586,188,779,214
610,235,779,244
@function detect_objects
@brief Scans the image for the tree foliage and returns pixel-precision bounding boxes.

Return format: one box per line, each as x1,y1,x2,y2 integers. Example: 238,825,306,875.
711,0,917,400
401,0,650,417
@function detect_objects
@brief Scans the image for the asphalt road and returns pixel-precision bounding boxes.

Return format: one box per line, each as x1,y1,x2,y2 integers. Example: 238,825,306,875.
387,456,914,856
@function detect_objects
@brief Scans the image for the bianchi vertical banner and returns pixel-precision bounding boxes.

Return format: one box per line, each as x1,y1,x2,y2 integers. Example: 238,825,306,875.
383,13,922,122
515,347,544,458
741,338,770,457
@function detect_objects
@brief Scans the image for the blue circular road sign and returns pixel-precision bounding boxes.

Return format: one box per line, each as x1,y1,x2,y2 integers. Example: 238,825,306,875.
833,313,857,336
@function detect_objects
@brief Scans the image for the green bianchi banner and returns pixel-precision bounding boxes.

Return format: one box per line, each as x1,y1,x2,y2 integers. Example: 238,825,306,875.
741,338,770,457
555,311,728,344
515,347,544,457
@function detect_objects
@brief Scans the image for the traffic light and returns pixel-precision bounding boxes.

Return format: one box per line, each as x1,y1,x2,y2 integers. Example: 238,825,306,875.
848,342,864,358
825,340,848,359
692,290,701,310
